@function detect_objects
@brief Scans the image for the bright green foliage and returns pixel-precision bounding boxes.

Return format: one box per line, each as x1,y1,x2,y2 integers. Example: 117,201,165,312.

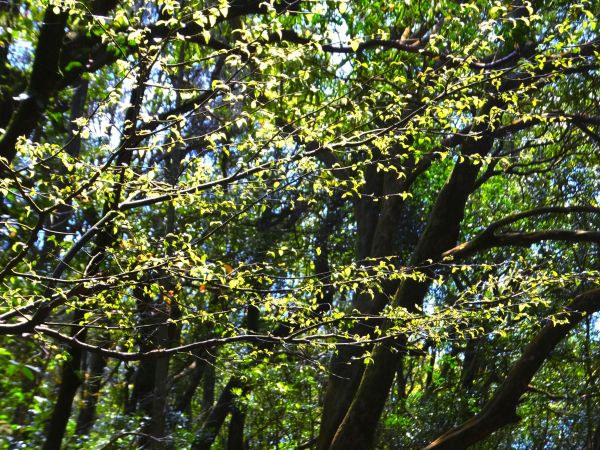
0,0,599,448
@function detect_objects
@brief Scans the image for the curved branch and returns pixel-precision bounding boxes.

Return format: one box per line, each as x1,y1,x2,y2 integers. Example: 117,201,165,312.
425,288,600,450
443,206,600,259
486,206,600,231
444,229,600,260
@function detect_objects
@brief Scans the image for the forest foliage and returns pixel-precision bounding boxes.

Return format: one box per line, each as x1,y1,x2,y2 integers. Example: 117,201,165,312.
0,0,599,448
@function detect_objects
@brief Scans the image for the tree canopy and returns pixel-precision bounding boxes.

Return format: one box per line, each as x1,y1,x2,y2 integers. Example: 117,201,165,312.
0,0,599,448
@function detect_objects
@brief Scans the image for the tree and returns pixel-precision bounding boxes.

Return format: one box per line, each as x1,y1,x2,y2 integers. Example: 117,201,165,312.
0,0,599,448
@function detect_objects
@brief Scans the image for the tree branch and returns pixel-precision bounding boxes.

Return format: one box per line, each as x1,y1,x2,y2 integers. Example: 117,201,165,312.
425,288,600,450
443,206,600,259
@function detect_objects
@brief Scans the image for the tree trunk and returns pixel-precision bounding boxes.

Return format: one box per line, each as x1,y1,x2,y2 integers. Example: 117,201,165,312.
174,356,206,414
329,137,492,449
318,143,429,449
329,345,399,450
192,377,246,450
227,406,246,450
75,351,107,436
42,312,85,450
127,285,171,449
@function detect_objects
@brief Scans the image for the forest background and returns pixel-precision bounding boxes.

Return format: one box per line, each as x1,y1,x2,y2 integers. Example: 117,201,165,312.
0,0,599,448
